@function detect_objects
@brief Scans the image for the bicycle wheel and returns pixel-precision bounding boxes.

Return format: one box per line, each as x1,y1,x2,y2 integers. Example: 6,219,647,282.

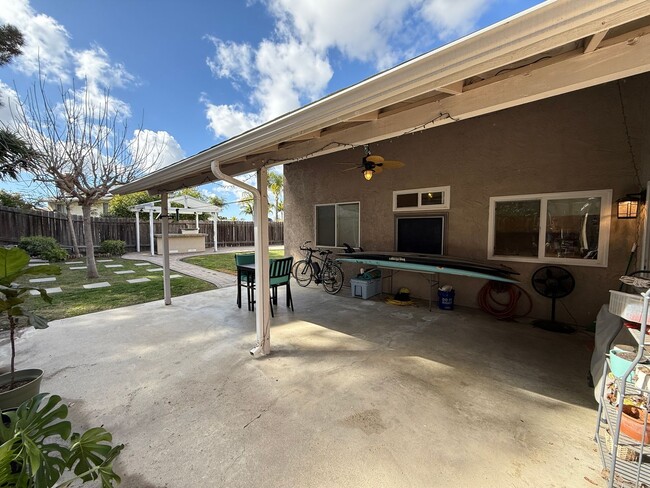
322,263,344,294
292,260,313,287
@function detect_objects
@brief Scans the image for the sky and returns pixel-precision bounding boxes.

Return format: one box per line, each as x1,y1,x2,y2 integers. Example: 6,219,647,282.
0,0,543,219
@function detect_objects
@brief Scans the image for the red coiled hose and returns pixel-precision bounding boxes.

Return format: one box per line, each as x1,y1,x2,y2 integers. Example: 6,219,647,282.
477,281,533,319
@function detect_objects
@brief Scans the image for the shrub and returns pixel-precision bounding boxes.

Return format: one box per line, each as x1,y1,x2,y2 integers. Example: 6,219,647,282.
99,239,126,256
17,236,68,262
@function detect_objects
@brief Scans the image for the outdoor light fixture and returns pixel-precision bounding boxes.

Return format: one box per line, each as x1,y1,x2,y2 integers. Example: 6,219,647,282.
617,191,646,219
363,169,374,181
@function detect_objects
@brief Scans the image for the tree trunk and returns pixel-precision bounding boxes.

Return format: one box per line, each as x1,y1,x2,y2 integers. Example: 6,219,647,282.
82,205,99,278
65,203,81,257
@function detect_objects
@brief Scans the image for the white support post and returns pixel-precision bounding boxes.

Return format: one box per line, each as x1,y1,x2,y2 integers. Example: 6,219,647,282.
135,211,141,253
211,160,271,357
149,209,155,256
195,212,199,230
213,214,218,252
160,192,172,306
254,167,271,355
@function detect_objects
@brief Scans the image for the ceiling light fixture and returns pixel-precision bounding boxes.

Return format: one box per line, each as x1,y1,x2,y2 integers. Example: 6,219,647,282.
363,169,374,181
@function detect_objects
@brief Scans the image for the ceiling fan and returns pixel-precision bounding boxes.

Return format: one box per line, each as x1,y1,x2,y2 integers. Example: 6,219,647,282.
340,145,405,181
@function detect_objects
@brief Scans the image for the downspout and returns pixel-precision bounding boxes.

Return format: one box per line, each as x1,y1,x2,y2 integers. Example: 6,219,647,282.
211,160,271,357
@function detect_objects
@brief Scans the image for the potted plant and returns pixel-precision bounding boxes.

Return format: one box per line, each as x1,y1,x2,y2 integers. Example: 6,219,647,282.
0,393,124,486
0,247,60,409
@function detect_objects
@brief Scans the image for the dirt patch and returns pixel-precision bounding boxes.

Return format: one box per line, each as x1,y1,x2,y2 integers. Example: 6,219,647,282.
343,408,386,435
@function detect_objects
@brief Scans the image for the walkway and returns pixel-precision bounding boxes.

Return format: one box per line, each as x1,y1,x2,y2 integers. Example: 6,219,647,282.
122,245,283,288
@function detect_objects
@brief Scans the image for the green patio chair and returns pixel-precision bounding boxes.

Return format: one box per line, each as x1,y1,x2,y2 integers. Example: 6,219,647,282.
235,253,255,310
268,256,294,317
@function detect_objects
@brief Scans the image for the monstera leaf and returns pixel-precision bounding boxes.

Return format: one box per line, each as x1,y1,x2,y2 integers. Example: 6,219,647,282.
0,394,124,488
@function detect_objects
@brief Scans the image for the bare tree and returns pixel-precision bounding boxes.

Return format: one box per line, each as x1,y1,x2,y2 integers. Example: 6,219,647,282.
11,78,159,278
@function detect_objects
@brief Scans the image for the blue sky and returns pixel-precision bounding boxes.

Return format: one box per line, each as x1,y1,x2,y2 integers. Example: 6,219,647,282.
0,0,542,219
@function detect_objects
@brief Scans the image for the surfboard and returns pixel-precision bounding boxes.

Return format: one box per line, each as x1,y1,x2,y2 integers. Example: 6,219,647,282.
336,257,519,284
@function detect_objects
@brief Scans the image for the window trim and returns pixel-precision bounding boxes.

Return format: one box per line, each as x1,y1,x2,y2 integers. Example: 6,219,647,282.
487,189,612,267
393,186,450,212
314,201,360,248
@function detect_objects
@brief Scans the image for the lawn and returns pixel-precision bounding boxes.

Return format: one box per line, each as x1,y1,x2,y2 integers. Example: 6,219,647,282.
182,248,286,274
11,257,215,323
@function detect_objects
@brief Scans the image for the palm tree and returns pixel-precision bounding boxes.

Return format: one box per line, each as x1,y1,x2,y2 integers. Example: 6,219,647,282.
267,171,283,222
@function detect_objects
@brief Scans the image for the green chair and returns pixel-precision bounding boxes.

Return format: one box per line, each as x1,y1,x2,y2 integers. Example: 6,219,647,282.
235,253,255,310
268,256,294,317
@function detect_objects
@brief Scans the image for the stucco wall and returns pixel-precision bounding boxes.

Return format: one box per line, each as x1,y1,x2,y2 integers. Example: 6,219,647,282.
284,74,650,325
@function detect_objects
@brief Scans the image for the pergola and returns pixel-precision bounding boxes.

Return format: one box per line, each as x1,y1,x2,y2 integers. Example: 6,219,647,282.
130,195,222,256
114,1,650,357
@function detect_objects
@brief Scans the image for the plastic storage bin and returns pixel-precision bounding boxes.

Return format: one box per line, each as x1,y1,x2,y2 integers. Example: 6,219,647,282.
609,290,650,325
351,278,381,299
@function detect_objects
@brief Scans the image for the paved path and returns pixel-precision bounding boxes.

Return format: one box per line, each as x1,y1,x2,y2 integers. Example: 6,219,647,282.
122,246,283,288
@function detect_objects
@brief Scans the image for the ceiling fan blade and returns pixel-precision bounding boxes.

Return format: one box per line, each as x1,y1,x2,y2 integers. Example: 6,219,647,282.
336,162,358,165
374,166,384,174
342,166,360,172
366,155,384,164
379,160,405,169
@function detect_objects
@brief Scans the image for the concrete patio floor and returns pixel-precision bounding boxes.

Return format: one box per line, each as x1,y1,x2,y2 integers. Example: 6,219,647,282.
14,285,604,487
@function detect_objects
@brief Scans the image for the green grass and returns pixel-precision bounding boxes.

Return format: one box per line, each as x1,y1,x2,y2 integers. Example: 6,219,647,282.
9,257,215,323
182,249,286,275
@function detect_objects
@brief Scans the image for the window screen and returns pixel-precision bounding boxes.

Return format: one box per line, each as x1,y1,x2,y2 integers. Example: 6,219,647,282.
316,205,336,247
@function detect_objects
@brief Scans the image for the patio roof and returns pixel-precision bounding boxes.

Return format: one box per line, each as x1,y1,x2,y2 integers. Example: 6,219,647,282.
114,0,650,195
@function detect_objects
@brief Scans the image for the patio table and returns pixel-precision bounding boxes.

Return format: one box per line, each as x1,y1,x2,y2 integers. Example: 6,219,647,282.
236,260,278,311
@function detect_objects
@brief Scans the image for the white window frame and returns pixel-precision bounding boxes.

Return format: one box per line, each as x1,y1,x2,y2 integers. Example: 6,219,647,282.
314,201,360,248
487,189,612,267
393,186,450,212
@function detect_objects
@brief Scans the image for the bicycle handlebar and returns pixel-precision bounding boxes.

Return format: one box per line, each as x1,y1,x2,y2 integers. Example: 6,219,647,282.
299,240,332,256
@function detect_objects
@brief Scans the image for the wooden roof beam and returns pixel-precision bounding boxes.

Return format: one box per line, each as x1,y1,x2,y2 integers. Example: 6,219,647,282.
437,81,465,95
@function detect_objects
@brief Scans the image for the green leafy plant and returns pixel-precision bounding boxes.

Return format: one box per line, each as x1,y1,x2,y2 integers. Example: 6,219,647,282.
0,248,60,388
0,393,124,487
98,240,125,257
17,237,67,262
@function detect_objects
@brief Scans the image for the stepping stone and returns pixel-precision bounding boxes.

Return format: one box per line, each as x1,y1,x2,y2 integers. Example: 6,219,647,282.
170,274,182,279
69,266,87,270
104,264,123,268
29,259,48,263
29,277,57,283
147,268,163,272
114,270,135,275
127,277,151,284
67,261,83,264
134,263,150,266
96,259,113,262
83,282,110,289
27,263,48,267
30,287,62,296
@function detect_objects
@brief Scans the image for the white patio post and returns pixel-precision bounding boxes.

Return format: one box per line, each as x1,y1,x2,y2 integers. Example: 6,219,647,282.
211,160,271,357
149,209,155,256
160,192,172,306
254,167,271,355
135,211,140,253
195,212,199,230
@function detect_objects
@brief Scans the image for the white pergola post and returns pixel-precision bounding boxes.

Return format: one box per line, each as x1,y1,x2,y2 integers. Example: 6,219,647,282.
195,212,199,230
213,214,218,252
160,192,172,306
149,209,155,256
135,211,141,253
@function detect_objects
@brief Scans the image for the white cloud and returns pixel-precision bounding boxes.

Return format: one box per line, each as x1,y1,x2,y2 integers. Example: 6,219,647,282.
419,0,492,40
204,36,332,139
0,0,71,81
130,129,186,172
0,80,20,124
266,0,415,68
73,45,134,89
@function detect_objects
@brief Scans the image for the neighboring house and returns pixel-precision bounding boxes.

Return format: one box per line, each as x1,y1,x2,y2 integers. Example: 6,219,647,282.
114,2,650,326
47,195,113,217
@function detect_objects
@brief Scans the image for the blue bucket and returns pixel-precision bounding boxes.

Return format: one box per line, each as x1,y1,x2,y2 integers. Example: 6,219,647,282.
438,289,455,310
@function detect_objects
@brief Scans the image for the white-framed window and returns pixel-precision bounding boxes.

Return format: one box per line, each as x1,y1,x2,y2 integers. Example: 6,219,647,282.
393,186,450,212
487,189,612,267
315,202,360,248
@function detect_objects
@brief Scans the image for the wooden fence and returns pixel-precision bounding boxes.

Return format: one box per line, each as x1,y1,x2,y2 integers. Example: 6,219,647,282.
0,205,284,251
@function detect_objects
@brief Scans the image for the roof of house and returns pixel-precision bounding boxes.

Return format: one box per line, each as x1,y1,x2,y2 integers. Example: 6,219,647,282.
114,0,650,195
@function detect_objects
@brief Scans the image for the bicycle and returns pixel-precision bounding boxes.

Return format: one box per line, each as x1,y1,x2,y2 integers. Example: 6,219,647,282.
292,241,344,294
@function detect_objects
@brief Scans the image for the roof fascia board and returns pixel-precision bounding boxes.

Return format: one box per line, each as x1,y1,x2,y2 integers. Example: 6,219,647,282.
115,0,650,194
